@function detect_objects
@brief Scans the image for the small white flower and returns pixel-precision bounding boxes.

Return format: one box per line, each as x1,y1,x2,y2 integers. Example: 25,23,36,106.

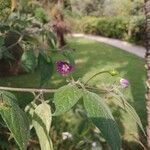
120,78,129,88
92,142,97,147
62,132,72,140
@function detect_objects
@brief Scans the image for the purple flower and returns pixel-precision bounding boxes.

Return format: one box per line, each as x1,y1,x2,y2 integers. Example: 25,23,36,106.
56,61,74,76
120,78,129,88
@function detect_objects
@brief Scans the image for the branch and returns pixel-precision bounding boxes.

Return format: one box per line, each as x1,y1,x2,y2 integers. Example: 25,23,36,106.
84,70,109,85
0,86,56,93
6,34,23,50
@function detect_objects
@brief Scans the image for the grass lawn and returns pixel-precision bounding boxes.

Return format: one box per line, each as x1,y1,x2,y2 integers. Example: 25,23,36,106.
0,37,146,149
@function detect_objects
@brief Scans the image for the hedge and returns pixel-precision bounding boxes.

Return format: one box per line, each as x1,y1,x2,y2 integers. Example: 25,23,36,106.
69,16,145,43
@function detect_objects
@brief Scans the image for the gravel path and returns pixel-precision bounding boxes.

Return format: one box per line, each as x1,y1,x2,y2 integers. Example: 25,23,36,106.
72,33,146,58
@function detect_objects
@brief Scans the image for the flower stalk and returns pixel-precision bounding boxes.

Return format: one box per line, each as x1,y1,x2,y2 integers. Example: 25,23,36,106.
84,70,114,85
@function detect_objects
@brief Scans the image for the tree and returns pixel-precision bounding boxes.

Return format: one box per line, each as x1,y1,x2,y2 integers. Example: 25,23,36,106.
51,5,70,48
144,0,150,149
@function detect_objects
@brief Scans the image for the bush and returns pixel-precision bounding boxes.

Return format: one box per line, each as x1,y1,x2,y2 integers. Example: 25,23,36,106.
70,15,145,43
0,0,11,19
71,16,128,39
128,15,146,43
34,7,48,23
79,17,98,34
97,17,128,39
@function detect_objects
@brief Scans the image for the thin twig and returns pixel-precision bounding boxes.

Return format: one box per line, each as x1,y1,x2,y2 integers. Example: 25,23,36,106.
6,34,24,50
130,134,147,150
84,70,109,85
0,86,56,93
85,85,107,93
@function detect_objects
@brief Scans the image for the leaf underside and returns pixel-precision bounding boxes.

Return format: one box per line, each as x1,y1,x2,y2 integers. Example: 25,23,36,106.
53,84,82,116
83,91,121,150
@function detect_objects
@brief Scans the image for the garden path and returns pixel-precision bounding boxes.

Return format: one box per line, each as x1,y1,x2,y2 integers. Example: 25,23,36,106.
72,33,146,58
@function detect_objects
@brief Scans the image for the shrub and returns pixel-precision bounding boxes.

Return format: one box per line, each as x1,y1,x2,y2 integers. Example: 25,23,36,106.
71,16,128,39
70,15,145,43
128,15,146,43
81,17,99,34
34,7,48,23
0,0,11,19
97,17,128,38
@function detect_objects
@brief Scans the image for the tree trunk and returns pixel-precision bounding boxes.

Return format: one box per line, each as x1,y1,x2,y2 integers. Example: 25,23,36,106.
144,0,150,149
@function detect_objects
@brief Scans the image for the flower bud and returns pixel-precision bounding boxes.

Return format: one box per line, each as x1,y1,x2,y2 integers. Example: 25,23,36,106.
109,70,118,76
120,78,129,88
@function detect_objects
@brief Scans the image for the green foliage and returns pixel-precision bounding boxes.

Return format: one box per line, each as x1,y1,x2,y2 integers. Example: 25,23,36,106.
128,15,145,43
77,16,128,39
53,84,82,116
83,90,121,150
70,0,144,17
32,102,53,150
70,0,105,16
71,16,145,43
0,36,4,46
38,52,54,87
25,101,37,125
0,1,146,150
62,50,75,66
0,0,10,10
109,89,145,135
0,36,6,59
34,7,48,23
53,83,122,150
0,91,30,150
47,31,57,51
79,17,99,34
0,38,146,150
21,48,36,72
0,35,14,59
19,0,29,12
0,1,74,80
97,17,128,39
0,0,11,19
23,34,39,45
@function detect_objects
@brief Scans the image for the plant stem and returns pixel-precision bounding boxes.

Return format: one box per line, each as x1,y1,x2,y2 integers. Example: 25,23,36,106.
85,85,109,93
84,70,109,85
0,86,56,93
7,34,23,50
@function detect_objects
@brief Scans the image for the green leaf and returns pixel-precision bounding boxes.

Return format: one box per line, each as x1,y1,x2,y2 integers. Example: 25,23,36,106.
0,91,30,150
0,24,10,33
83,91,121,150
47,31,57,51
34,7,48,23
32,102,53,150
23,34,39,44
25,101,37,118
92,144,103,150
19,0,29,12
21,48,36,72
38,52,54,87
25,101,37,128
53,84,82,116
109,90,145,135
1,47,14,60
0,36,4,46
0,36,6,59
0,91,17,102
62,50,75,66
